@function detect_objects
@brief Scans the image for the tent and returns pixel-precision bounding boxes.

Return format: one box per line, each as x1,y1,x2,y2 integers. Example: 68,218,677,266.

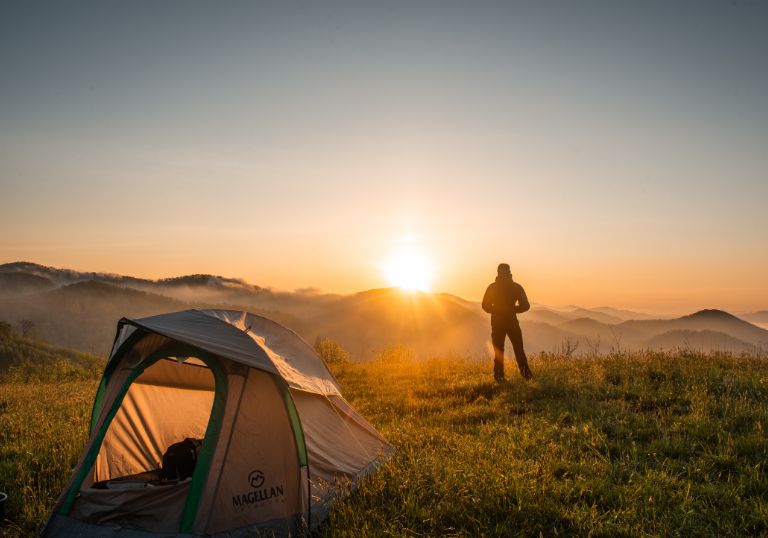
44,309,392,536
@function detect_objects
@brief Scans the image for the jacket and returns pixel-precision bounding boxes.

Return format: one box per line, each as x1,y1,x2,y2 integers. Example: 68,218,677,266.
482,275,530,324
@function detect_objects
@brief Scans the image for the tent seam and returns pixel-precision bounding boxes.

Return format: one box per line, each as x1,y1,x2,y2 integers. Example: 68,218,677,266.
200,368,249,533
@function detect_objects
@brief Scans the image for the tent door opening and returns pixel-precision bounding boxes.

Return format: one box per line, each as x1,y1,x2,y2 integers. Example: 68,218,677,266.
65,349,225,533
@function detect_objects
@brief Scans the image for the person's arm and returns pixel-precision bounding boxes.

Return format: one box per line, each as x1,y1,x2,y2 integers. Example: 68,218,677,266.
481,284,494,314
515,285,530,313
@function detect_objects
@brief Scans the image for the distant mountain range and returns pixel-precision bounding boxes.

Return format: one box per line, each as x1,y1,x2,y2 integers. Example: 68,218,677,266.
1,261,766,358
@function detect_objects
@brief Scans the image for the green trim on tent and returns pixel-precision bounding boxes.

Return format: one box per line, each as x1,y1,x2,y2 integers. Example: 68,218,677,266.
276,380,310,527
101,323,147,382
179,356,227,533
88,376,107,435
281,385,308,467
60,353,161,515
60,345,226,523
88,324,148,433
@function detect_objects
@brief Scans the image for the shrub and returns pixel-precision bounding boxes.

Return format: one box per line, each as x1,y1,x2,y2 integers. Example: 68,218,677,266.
314,337,350,366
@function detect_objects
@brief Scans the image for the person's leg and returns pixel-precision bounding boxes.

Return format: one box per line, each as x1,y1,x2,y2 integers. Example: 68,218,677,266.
490,324,506,380
509,322,532,379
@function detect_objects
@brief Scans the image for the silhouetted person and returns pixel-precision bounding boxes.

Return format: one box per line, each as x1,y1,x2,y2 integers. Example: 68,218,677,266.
482,263,532,381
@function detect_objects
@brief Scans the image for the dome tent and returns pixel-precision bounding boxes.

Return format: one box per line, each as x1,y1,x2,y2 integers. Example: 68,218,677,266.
43,309,392,536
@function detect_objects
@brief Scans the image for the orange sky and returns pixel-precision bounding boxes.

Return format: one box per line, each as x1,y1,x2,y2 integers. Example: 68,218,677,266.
1,2,767,314
3,216,766,314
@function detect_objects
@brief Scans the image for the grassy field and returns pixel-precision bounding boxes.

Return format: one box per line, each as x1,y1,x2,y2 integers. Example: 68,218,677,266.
0,380,96,536
1,350,767,536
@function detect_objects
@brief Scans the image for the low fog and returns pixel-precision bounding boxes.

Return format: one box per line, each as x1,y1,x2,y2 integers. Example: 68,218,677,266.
1,262,766,359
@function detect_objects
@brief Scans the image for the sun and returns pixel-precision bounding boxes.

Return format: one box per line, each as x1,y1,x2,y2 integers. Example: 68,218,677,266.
382,244,435,292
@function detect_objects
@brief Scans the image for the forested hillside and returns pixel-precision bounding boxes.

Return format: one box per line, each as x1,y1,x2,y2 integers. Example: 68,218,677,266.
0,321,103,381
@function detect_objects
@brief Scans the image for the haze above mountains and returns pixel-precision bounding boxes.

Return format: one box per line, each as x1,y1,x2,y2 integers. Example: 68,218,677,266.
1,262,766,359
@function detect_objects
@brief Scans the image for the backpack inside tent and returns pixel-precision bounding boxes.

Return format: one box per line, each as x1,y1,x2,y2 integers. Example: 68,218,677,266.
43,309,392,536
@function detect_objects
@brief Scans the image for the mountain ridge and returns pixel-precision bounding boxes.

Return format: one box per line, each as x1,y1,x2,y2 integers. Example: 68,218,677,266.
1,262,765,358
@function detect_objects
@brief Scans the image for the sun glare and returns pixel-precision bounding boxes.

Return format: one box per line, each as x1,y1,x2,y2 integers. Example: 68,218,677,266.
383,244,435,292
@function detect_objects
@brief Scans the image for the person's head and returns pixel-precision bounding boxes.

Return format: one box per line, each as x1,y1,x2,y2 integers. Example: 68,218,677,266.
497,263,512,278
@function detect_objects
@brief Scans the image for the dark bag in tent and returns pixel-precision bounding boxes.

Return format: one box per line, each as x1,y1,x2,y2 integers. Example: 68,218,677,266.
161,438,202,481
42,310,394,537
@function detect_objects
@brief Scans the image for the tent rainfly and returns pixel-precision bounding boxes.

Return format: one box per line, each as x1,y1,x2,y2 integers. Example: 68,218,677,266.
43,309,392,536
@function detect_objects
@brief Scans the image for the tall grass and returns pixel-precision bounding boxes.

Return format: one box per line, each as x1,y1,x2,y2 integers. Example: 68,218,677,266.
0,381,97,536
1,349,766,536
321,350,768,536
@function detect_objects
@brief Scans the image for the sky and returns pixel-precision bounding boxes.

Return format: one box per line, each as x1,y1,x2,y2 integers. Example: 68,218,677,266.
1,1,766,313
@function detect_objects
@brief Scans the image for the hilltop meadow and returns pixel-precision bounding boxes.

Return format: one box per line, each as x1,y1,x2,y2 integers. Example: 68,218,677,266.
0,331,766,536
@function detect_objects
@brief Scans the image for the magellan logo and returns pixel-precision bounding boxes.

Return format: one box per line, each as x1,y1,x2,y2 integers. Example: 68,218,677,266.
232,469,285,508
248,470,265,489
